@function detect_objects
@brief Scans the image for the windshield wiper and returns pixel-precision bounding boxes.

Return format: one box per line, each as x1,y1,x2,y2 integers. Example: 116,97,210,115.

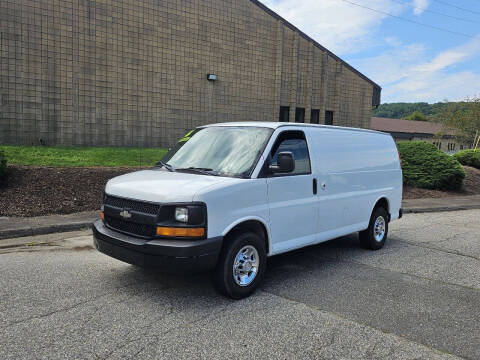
156,161,175,172
176,167,219,176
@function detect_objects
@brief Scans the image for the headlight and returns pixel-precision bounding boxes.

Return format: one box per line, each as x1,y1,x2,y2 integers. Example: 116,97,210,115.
175,207,188,223
156,204,207,239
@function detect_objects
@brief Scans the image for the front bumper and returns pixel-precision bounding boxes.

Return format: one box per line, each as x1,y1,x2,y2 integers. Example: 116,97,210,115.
92,220,222,273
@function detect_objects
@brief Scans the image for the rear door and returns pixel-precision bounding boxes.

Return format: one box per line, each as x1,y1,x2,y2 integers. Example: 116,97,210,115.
264,130,318,254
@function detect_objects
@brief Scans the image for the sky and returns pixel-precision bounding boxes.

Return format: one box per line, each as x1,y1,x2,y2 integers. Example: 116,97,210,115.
261,0,480,104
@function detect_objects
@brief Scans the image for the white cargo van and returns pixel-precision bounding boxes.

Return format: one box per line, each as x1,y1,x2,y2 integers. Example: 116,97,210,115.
93,122,403,299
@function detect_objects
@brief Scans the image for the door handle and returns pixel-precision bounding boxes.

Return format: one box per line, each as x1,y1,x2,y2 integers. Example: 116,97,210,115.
313,178,317,195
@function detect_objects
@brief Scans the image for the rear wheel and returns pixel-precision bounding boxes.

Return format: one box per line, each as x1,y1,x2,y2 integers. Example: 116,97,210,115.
213,231,266,299
359,207,389,250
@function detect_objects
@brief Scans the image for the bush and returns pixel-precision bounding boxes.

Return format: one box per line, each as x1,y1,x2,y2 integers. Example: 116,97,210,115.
453,149,480,169
0,149,6,181
397,141,465,190
404,111,428,121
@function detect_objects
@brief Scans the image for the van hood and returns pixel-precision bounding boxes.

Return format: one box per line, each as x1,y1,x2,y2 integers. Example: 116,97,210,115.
105,169,231,203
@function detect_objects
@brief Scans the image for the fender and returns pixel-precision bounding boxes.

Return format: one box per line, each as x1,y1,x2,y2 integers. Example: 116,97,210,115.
372,195,391,215
221,216,272,254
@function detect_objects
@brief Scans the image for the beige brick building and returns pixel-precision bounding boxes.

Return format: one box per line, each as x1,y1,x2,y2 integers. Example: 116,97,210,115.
0,0,381,147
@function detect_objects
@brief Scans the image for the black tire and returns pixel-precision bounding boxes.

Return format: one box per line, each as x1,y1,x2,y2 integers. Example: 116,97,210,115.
359,207,389,250
213,231,267,299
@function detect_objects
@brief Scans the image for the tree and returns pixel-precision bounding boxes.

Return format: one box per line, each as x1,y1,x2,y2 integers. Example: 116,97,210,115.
372,102,446,118
438,97,480,146
404,111,428,121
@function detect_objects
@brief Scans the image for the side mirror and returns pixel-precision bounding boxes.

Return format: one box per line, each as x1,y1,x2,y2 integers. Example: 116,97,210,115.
270,152,295,174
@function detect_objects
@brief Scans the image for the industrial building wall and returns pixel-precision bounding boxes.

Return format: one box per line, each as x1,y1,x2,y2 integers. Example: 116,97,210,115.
0,0,376,147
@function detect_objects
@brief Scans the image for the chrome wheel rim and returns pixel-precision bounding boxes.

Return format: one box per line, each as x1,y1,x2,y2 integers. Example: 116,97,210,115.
233,245,260,287
374,216,386,242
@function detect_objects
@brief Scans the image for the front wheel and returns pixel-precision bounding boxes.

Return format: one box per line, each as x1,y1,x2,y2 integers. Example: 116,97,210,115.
213,231,267,299
359,207,389,250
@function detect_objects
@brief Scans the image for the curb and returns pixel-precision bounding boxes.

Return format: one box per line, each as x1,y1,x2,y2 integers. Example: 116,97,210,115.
0,221,94,241
403,204,480,214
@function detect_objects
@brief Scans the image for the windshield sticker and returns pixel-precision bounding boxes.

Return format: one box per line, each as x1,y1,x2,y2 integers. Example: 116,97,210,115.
178,130,194,143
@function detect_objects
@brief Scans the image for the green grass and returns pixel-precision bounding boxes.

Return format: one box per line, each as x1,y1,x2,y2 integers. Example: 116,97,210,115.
1,145,168,167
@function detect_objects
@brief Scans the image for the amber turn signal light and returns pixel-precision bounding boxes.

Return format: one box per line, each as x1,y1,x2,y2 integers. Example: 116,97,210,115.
156,227,205,238
100,211,105,221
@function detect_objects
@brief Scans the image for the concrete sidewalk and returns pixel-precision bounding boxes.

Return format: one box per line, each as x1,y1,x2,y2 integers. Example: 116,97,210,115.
0,211,97,240
2,195,480,240
403,194,480,213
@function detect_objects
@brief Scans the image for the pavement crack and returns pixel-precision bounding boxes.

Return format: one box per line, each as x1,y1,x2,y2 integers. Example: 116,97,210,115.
312,252,480,292
394,238,480,262
129,303,231,358
1,281,146,330
385,342,399,359
102,306,182,360
100,288,179,360
260,289,462,360
101,308,175,360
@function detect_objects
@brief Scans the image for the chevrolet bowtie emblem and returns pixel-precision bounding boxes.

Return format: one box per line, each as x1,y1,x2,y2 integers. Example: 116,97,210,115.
119,210,132,219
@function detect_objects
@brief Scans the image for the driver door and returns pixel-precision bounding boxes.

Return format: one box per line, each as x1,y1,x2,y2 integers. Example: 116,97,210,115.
264,130,318,255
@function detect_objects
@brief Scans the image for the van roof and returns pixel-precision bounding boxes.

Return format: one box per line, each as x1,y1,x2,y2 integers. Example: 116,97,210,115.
201,122,389,136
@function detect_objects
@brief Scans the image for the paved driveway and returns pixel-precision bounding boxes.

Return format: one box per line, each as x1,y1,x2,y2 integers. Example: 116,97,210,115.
1,210,479,359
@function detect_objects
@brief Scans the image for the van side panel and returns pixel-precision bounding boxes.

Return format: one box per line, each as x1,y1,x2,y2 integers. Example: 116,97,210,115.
307,128,402,239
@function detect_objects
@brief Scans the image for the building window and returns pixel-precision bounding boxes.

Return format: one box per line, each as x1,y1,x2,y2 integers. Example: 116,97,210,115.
310,109,320,124
325,111,334,125
447,143,456,151
279,106,290,122
433,141,442,150
460,145,464,150
295,108,305,123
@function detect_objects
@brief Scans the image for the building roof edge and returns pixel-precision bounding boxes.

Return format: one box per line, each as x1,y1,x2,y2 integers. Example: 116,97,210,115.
249,0,382,92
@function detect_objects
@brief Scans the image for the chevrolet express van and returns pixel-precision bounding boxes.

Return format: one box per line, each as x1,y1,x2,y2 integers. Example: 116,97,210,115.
93,122,403,299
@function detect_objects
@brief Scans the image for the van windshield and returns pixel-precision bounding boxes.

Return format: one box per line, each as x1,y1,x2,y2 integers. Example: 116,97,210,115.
160,126,273,178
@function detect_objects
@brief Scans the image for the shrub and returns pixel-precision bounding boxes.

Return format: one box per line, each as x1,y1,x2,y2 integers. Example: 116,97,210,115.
453,149,480,169
0,149,6,181
404,111,428,121
397,141,465,190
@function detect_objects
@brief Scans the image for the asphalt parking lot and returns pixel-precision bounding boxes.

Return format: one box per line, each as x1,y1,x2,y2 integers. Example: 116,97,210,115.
1,210,479,360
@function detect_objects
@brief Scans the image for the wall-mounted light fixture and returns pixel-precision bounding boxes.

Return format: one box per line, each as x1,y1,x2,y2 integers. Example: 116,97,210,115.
207,73,218,81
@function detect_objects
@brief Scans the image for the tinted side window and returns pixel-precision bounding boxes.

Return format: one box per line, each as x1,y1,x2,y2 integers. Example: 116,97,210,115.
271,138,311,175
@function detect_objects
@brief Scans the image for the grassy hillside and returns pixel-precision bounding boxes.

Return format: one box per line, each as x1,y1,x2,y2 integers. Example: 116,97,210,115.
1,145,168,167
